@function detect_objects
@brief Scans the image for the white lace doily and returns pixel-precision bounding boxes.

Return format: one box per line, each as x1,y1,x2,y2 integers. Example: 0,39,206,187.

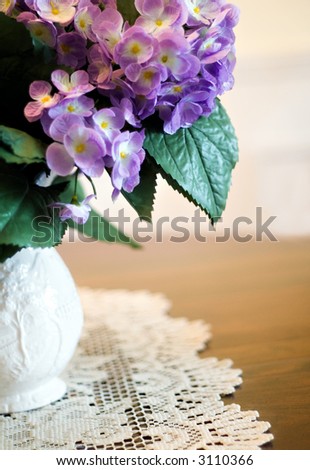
0,288,273,450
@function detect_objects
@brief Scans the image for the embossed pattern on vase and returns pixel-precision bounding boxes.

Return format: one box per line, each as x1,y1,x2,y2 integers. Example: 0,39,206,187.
0,248,83,411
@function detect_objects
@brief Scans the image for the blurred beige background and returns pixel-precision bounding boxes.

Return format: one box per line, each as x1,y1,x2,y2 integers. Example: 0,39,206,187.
87,0,310,239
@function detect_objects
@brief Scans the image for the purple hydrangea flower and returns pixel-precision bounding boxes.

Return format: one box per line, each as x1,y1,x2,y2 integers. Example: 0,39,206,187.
184,0,224,26
156,30,200,81
135,0,184,35
188,5,239,63
202,49,236,94
57,32,87,68
87,44,113,88
51,70,95,97
188,5,239,94
107,76,136,104
189,23,234,65
159,96,201,134
64,124,107,177
49,114,85,143
134,94,158,120
48,95,95,119
114,26,156,70
158,78,199,104
17,12,58,47
216,4,240,28
74,2,100,41
117,98,141,128
34,0,76,25
52,194,95,224
24,81,60,122
93,107,125,141
125,63,164,98
111,130,145,197
92,7,124,56
158,80,217,133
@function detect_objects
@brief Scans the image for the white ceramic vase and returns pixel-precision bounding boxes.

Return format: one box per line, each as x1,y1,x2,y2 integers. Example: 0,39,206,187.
0,247,83,413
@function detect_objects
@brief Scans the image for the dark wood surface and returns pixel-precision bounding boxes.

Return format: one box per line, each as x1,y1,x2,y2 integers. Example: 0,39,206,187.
57,236,310,450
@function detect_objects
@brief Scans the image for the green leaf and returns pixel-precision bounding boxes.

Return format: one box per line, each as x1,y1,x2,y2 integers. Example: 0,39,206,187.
121,157,157,222
0,244,22,263
144,101,238,222
153,159,206,212
0,173,67,248
0,125,46,164
116,0,139,25
55,176,140,249
67,213,140,249
0,13,32,57
0,13,33,131
53,174,76,203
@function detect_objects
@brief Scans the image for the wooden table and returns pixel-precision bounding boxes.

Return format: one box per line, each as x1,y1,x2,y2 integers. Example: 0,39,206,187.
57,237,310,450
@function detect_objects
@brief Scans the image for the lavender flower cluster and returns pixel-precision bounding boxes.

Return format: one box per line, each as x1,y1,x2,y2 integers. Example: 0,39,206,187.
2,0,239,221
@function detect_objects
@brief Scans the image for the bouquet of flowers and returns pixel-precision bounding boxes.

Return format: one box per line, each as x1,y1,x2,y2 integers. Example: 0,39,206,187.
0,0,239,262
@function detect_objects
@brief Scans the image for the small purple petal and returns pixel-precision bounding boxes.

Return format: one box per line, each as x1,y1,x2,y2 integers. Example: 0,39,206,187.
46,142,75,176
49,114,85,143
24,101,44,122
29,81,52,100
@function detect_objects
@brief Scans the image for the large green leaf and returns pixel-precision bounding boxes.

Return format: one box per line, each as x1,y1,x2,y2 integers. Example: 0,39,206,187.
0,173,66,248
153,158,206,212
56,175,140,248
0,125,46,164
116,0,139,25
144,101,238,222
0,174,28,232
121,156,157,222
